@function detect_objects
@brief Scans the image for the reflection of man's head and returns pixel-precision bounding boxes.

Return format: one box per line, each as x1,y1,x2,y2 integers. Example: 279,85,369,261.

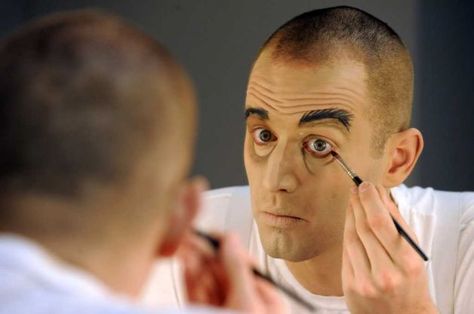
244,6,421,262
0,11,196,260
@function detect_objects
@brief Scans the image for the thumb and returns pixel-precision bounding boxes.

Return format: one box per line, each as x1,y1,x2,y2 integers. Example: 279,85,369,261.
220,233,256,311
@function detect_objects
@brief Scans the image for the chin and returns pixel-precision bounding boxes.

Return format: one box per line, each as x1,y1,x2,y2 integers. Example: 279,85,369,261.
258,223,321,262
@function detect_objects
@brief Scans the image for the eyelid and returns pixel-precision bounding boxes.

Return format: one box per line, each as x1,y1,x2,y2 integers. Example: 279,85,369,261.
303,138,333,159
299,122,348,143
251,127,277,145
302,134,338,150
247,122,276,135
246,120,267,132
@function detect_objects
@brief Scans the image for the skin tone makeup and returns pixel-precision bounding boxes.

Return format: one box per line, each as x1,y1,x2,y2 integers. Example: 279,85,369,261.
244,51,391,295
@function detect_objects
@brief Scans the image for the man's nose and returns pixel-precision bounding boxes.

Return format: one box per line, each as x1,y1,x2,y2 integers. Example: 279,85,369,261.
262,142,300,193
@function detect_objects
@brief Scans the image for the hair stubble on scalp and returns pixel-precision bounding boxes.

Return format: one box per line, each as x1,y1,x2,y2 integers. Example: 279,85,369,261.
257,6,414,156
0,10,195,220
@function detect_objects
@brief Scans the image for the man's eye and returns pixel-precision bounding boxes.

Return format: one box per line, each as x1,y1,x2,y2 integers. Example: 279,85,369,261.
304,138,333,157
252,128,275,144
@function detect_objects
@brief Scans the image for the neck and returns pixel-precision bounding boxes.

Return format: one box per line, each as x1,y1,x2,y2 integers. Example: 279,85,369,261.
285,243,343,296
46,233,158,298
0,193,162,298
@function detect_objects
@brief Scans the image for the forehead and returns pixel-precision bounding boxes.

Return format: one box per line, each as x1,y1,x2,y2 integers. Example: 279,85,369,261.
246,52,369,116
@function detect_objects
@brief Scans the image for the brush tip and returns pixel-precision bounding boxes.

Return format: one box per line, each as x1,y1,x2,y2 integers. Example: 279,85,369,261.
330,150,339,158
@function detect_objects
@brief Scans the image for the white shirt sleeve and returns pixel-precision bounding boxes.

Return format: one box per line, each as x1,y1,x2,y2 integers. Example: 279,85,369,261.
454,193,474,314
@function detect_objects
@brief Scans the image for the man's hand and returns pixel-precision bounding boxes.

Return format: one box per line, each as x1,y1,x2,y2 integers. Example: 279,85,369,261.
178,232,288,314
342,181,438,314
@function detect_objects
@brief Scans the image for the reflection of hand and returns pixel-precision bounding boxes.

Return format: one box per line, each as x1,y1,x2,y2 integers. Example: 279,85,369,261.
342,182,438,314
178,232,288,314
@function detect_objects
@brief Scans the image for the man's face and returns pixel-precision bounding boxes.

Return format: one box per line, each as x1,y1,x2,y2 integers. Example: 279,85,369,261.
244,51,387,261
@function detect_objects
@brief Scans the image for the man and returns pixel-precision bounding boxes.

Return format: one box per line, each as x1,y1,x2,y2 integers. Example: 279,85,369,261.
150,6,474,314
0,10,286,314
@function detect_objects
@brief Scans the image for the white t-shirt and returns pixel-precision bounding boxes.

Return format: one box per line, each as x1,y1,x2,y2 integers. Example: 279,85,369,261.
143,185,474,314
0,234,232,314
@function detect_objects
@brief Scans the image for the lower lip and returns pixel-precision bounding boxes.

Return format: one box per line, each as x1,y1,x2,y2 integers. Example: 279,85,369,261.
259,212,305,229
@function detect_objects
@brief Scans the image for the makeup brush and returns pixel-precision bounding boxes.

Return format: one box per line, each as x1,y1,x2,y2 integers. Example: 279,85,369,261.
193,229,316,312
330,150,428,261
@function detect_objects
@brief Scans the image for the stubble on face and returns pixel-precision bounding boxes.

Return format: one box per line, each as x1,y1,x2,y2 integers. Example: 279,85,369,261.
244,51,385,262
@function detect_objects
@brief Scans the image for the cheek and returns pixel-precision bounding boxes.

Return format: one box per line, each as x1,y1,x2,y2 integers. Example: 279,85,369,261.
254,144,274,157
244,132,273,160
302,165,353,209
244,135,263,181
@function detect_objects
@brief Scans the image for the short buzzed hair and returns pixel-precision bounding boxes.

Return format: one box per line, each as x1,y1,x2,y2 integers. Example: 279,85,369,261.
0,10,192,197
260,6,413,154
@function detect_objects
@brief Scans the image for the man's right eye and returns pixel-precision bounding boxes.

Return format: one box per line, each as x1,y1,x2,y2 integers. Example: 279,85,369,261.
252,128,276,145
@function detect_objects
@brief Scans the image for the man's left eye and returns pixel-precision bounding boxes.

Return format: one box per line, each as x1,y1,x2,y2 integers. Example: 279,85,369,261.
304,138,333,157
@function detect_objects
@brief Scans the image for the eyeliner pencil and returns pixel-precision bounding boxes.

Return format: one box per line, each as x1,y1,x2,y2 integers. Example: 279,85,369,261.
330,151,429,261
193,230,316,312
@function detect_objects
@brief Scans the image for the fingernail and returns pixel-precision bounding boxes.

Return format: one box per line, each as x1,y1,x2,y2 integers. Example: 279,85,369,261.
359,182,370,193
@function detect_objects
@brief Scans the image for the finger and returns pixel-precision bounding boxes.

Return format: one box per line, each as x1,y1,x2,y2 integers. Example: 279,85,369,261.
186,272,217,305
353,186,407,292
255,276,286,312
179,234,224,305
220,233,256,311
351,188,397,270
343,198,372,280
183,252,213,304
357,182,400,258
360,183,425,272
341,243,355,288
342,207,355,293
183,246,228,306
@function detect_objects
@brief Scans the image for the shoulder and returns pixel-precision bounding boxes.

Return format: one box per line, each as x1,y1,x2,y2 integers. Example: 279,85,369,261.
0,291,151,314
458,191,474,228
390,185,474,252
0,283,233,314
392,185,474,220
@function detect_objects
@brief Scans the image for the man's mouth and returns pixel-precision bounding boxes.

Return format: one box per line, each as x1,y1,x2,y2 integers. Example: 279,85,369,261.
259,211,306,229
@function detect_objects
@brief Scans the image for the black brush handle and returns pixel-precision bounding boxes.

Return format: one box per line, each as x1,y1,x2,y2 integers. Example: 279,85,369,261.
353,176,363,186
391,216,429,261
352,176,428,261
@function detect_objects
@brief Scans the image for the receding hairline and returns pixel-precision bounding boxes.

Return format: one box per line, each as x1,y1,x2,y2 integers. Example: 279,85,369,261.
249,7,414,155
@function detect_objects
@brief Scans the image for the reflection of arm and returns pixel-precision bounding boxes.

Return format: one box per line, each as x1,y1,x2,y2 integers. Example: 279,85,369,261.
454,193,474,314
140,186,252,309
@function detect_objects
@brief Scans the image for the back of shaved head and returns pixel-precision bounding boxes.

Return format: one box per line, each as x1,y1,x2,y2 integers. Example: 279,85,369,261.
259,6,413,153
0,10,195,198
0,10,198,243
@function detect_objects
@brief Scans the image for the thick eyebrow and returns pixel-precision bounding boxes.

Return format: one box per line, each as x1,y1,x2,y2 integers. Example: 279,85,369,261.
299,108,354,131
245,107,269,120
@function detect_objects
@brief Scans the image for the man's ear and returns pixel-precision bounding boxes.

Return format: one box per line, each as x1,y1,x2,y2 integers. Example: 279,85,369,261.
157,177,208,257
382,128,424,187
